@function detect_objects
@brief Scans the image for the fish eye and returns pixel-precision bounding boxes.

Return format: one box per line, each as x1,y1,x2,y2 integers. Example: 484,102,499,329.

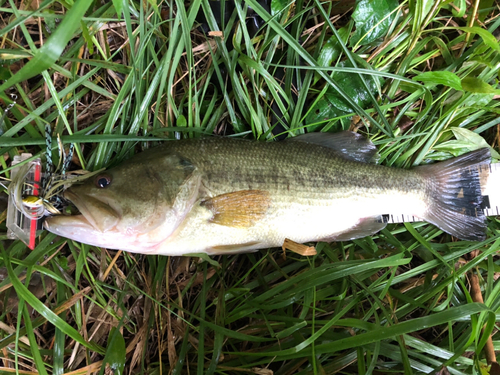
95,175,112,188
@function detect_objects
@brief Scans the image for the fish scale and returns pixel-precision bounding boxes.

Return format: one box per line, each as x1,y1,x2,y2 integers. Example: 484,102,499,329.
175,138,423,196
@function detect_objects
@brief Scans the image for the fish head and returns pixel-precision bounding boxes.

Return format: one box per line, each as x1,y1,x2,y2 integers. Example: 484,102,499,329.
44,151,200,251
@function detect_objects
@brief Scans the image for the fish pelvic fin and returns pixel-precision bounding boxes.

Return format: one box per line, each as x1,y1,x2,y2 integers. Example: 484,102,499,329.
417,148,491,241
201,190,271,228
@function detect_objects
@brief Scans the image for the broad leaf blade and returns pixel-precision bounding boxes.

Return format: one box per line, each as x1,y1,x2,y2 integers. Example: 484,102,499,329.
413,71,463,91
461,77,500,94
351,0,399,47
99,327,126,375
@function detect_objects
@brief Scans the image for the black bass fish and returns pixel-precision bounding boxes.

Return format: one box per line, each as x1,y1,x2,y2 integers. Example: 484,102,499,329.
44,132,491,255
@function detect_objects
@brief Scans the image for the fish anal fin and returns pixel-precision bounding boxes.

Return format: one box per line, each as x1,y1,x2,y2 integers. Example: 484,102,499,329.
322,216,386,242
201,190,271,228
291,131,380,163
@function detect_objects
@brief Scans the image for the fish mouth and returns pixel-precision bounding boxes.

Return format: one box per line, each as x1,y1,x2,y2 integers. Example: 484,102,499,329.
62,190,97,228
44,211,123,250
44,189,120,234
43,203,104,246
43,191,155,252
44,212,94,233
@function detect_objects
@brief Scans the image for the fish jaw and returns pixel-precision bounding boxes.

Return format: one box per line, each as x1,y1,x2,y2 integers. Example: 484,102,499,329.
44,214,118,248
44,215,162,252
63,190,120,233
43,188,140,251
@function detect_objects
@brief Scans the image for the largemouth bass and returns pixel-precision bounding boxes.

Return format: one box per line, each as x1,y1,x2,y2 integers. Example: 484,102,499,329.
44,132,491,255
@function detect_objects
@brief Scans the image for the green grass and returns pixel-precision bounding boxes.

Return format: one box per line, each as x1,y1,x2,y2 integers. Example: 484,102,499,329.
1,0,500,373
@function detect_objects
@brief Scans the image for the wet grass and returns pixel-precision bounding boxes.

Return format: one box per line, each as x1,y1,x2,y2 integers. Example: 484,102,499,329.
1,0,500,374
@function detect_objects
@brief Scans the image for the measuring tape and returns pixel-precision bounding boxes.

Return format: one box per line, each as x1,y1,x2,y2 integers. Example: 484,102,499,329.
382,162,500,224
480,163,500,217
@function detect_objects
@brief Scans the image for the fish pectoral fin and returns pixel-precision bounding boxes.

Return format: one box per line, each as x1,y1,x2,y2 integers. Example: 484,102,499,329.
324,216,387,242
290,131,380,164
201,190,271,228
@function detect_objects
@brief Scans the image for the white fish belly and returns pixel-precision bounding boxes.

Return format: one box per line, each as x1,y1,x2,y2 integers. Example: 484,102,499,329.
155,190,427,255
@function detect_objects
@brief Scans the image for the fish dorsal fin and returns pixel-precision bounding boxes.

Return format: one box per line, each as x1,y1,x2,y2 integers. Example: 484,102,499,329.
201,190,271,228
322,216,386,242
291,131,380,163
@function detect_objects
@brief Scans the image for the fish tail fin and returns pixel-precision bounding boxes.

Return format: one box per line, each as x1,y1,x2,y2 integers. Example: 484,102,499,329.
416,148,491,241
